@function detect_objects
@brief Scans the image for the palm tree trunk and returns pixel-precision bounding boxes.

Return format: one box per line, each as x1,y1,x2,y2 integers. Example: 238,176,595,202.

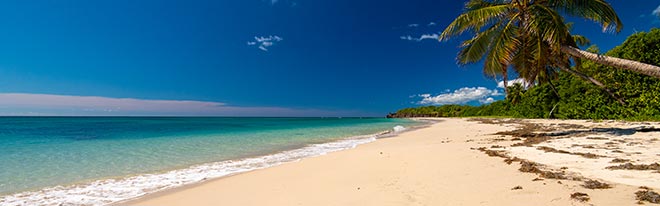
502,67,509,97
547,79,560,98
561,46,660,79
548,102,559,119
558,65,626,105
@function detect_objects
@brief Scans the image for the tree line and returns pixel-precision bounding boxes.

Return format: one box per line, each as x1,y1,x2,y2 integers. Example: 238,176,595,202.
391,28,660,121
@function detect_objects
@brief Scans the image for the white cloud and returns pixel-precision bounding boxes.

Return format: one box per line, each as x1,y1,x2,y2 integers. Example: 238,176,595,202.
247,35,283,52
400,36,413,41
497,78,531,89
408,24,419,27
653,5,660,17
427,22,436,26
415,87,502,105
480,97,495,104
400,33,439,42
0,93,362,117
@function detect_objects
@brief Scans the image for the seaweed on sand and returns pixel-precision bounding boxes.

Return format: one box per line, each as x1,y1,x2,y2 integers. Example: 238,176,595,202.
537,146,571,154
571,192,590,202
540,171,567,180
582,180,612,189
536,146,604,159
474,147,524,165
575,152,604,159
581,145,596,149
511,136,553,147
504,157,521,165
610,158,630,163
519,161,543,173
518,161,567,179
606,163,660,171
496,123,548,138
478,148,509,158
636,188,660,204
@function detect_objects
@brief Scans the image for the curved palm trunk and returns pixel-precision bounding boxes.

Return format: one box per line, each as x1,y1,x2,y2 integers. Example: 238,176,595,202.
501,63,510,97
561,46,660,79
546,79,560,98
558,65,626,105
502,70,509,98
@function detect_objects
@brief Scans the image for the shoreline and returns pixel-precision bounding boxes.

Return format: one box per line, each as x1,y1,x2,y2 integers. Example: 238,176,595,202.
0,119,424,206
125,118,658,205
113,119,434,205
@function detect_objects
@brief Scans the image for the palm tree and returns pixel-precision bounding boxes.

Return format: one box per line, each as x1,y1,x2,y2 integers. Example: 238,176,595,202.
440,0,660,89
506,83,525,104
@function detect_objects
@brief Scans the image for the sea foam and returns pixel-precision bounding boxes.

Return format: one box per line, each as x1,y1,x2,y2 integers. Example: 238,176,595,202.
0,128,405,206
392,125,407,132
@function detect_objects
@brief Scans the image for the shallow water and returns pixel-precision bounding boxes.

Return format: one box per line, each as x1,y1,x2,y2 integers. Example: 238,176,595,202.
0,117,420,205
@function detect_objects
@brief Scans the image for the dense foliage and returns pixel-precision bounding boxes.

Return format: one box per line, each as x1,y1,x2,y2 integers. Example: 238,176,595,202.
439,0,628,96
393,29,660,120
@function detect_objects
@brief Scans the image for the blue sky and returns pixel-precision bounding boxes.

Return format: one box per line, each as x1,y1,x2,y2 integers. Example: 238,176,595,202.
0,0,658,116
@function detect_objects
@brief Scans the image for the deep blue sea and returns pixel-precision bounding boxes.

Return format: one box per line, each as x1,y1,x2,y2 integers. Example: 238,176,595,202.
0,117,421,205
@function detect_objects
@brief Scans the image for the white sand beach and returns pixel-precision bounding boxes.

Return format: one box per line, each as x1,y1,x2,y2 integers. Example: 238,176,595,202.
124,118,659,205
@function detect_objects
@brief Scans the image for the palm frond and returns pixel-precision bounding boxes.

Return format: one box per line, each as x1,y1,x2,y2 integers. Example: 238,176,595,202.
457,24,502,65
483,18,520,78
572,35,590,47
526,4,569,49
546,0,622,33
440,4,512,41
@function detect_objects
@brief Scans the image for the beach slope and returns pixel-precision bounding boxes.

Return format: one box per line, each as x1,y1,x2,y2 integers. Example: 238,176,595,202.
126,118,650,206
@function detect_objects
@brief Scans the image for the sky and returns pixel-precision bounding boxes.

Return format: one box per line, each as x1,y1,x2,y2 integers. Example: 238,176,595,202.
0,0,658,116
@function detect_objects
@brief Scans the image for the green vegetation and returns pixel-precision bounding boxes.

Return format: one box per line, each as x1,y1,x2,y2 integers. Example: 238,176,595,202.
402,0,660,120
439,0,660,98
392,29,660,120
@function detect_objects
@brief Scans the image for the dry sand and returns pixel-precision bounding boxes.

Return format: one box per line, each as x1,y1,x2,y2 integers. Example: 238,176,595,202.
123,118,659,206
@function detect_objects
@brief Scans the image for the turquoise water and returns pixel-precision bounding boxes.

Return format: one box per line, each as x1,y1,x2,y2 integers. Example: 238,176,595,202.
0,117,420,205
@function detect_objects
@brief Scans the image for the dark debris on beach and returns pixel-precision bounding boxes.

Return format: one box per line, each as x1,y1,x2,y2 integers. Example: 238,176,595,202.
518,161,568,180
571,192,590,202
582,180,612,189
606,163,660,171
610,158,630,163
636,187,660,204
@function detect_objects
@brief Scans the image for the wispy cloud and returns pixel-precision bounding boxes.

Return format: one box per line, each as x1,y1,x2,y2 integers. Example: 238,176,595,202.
0,93,362,117
414,87,502,105
264,0,297,7
264,0,278,5
405,22,436,27
247,35,283,52
400,33,439,42
653,5,660,17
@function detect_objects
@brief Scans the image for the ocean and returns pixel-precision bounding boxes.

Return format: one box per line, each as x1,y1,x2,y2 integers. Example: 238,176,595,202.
0,117,422,205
